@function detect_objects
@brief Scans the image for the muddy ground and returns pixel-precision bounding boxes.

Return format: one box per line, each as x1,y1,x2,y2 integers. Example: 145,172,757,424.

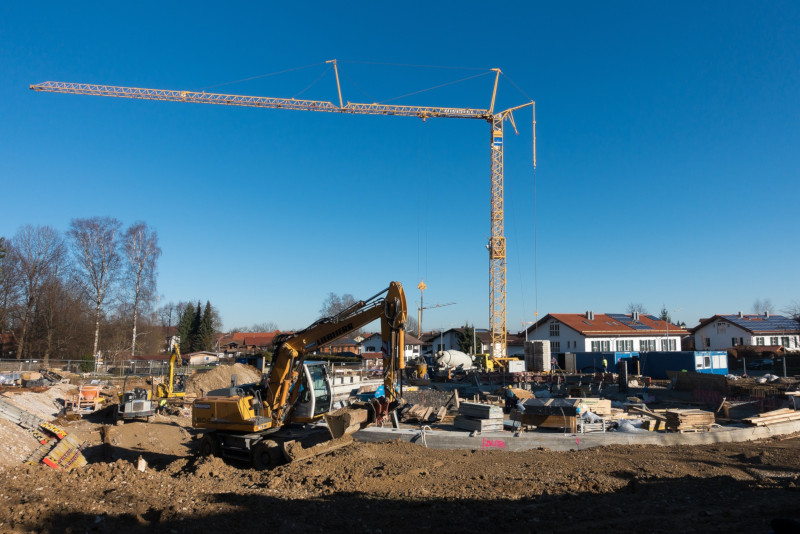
1,365,799,533
0,411,798,533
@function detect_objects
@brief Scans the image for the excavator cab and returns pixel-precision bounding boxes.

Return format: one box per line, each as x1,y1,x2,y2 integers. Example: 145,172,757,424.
291,362,333,422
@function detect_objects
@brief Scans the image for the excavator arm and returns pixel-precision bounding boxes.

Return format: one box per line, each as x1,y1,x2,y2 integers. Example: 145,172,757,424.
265,281,407,427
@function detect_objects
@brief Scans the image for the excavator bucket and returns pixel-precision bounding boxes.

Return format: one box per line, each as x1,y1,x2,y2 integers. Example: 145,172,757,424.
324,405,370,439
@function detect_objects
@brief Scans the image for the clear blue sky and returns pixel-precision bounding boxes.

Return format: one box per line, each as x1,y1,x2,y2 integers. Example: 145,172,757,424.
2,1,798,332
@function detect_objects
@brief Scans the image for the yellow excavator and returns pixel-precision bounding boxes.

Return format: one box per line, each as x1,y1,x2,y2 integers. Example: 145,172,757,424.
156,342,186,400
192,281,407,469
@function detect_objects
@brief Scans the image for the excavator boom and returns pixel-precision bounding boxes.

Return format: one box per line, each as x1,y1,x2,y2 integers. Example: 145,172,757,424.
266,281,406,427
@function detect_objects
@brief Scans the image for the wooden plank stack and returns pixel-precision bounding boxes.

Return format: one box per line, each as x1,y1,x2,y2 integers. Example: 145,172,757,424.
742,408,800,426
399,404,446,424
575,398,612,417
454,401,504,432
665,409,715,432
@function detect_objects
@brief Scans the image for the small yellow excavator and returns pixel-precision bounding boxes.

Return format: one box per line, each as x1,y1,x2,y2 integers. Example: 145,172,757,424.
155,342,186,400
192,281,407,469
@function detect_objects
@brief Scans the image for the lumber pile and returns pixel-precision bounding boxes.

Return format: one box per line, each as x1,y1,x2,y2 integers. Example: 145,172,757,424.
627,405,667,431
399,404,446,424
575,397,612,417
514,398,579,433
742,408,800,426
454,401,504,432
665,409,715,433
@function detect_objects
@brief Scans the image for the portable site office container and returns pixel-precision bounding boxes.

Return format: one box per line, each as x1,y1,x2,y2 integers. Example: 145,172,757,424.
639,351,728,379
563,352,639,373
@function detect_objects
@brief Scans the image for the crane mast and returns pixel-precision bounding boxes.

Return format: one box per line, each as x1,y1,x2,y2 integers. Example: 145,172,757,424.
31,63,534,358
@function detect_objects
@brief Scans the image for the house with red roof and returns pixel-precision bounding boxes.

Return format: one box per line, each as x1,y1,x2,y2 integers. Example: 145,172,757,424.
218,330,284,357
522,311,689,354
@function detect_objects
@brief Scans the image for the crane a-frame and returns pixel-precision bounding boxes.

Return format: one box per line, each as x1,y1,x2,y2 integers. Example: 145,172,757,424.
31,60,534,358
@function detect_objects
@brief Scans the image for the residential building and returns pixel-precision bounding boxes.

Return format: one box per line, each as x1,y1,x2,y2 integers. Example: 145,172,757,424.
523,311,688,354
691,313,800,352
218,331,283,358
358,332,423,362
419,328,522,357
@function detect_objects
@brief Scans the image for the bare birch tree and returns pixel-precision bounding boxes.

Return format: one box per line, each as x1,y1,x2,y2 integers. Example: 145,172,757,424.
123,222,161,356
68,217,122,364
7,225,66,359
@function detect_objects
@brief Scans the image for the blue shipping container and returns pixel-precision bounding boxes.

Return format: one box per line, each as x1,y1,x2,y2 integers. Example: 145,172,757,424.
639,351,728,379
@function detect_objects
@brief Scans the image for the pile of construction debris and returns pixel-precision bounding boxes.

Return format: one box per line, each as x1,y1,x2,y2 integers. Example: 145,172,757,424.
0,396,86,471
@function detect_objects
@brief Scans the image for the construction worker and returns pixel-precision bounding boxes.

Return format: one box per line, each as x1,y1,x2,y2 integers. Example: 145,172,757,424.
602,357,608,373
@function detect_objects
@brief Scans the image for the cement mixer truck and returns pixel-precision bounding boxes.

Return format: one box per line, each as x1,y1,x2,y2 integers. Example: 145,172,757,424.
434,349,476,371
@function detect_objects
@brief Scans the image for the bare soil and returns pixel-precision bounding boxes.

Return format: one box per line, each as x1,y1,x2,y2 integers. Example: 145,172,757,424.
1,375,799,533
0,413,799,533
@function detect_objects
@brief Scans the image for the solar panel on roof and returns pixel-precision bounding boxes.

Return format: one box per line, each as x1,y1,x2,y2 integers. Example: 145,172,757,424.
604,313,653,330
723,314,799,332
645,315,661,322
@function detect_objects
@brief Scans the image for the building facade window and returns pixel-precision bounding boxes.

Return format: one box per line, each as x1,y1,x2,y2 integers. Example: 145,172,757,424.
704,338,710,349
640,339,656,352
549,323,560,337
756,337,765,346
781,336,790,348
716,322,726,334
770,337,779,345
660,338,676,351
591,340,610,352
731,337,744,347
551,341,561,352
616,339,633,351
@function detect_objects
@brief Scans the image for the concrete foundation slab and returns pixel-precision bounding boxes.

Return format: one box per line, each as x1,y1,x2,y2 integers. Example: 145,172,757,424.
354,420,800,452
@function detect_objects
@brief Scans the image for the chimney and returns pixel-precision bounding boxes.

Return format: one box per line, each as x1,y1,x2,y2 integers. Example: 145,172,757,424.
632,311,640,322
764,311,770,318
586,311,594,321
738,311,744,318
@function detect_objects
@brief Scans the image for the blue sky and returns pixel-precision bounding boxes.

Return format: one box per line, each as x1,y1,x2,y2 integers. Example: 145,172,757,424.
2,1,798,332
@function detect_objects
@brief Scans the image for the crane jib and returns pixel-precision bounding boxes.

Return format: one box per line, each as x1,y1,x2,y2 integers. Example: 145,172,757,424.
314,322,354,347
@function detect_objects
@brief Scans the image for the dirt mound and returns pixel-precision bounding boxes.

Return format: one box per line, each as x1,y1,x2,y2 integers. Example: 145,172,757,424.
186,363,261,395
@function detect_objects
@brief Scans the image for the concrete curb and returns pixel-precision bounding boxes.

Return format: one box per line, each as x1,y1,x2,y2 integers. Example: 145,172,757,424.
354,420,800,452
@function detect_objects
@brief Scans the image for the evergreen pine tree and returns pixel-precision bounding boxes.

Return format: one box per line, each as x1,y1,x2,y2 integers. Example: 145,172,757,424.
189,301,202,352
177,302,195,354
199,301,215,351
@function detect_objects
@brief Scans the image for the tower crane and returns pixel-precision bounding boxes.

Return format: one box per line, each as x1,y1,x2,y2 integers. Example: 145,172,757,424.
31,60,535,358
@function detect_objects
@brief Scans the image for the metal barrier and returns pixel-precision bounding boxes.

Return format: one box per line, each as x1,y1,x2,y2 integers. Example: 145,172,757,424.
0,358,218,377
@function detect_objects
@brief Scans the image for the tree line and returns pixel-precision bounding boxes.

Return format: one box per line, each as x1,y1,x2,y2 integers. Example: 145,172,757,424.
0,218,222,365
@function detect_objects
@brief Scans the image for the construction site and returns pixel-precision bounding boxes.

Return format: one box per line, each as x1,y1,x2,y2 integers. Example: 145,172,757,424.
1,331,800,533
1,14,798,529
